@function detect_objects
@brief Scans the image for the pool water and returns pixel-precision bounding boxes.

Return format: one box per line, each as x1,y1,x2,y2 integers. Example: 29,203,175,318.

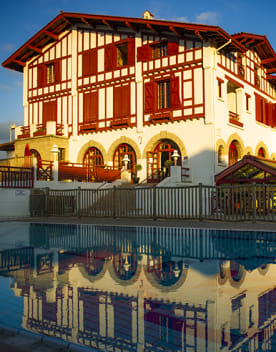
0,222,275,352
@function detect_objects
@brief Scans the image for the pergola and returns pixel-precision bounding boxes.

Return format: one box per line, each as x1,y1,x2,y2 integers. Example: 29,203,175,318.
215,155,276,185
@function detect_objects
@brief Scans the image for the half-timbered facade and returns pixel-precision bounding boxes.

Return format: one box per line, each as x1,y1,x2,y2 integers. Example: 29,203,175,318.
2,12,276,185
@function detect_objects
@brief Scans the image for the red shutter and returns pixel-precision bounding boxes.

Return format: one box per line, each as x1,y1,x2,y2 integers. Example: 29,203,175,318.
145,81,155,113
43,100,57,124
273,104,276,127
37,64,45,87
127,38,135,66
170,76,180,108
54,61,61,83
83,49,97,76
168,42,179,56
122,85,130,116
137,44,151,62
255,94,262,122
83,91,98,122
105,44,115,72
114,85,130,118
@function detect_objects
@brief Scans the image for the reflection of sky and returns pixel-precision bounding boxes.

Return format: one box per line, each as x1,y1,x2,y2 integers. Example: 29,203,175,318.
0,277,23,329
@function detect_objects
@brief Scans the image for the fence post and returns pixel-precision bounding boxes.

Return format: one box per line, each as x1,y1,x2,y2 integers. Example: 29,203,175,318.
77,186,81,218
252,182,256,223
44,187,49,217
113,186,117,219
153,186,157,220
198,183,203,221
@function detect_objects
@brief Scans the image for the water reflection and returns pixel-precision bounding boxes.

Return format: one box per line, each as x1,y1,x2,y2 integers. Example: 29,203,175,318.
0,224,276,351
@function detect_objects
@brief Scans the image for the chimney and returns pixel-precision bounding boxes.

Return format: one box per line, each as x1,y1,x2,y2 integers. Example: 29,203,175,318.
143,10,154,20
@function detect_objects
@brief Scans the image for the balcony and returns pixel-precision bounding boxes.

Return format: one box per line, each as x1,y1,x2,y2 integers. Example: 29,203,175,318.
229,111,243,128
15,121,66,139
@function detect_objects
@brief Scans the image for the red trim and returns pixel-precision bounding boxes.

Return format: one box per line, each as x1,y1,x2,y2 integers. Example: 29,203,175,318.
2,11,246,72
225,74,244,88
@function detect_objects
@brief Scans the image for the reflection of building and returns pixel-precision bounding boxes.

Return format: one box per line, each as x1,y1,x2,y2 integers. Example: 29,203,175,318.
2,12,276,185
3,224,276,351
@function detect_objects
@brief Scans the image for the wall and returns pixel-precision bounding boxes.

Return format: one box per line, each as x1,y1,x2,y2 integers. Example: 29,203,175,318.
0,188,31,218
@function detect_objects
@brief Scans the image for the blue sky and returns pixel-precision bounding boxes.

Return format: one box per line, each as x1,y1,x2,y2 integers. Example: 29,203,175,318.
1,0,276,144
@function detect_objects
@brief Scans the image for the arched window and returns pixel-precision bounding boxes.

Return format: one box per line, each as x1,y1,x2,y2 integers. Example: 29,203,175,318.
218,146,224,164
113,144,136,172
229,141,238,166
257,147,265,158
83,147,103,179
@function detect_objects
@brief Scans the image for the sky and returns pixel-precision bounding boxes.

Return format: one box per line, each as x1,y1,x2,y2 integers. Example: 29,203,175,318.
1,0,276,145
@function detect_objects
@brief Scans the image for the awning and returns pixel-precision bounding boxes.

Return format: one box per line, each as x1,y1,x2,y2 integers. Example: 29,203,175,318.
0,141,14,152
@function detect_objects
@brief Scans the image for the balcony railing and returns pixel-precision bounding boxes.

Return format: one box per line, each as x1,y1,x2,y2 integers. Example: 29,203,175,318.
33,124,46,137
37,160,53,181
18,126,30,139
229,111,243,127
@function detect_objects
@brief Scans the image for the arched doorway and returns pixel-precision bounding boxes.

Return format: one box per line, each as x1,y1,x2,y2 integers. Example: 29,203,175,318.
147,139,181,182
83,147,103,180
113,143,136,172
228,141,239,166
30,149,41,166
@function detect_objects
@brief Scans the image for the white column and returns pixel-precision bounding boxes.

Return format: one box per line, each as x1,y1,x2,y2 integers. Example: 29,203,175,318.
236,88,243,118
99,295,107,337
107,296,114,338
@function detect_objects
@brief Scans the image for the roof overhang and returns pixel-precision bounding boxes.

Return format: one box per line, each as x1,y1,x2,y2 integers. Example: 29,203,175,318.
2,11,246,72
232,32,276,73
0,141,15,152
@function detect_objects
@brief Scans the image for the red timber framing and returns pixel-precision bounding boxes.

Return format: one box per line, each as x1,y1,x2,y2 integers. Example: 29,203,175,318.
215,155,276,185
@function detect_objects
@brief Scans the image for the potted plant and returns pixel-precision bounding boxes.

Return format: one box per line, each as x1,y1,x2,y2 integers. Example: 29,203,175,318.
132,164,142,184
164,159,173,176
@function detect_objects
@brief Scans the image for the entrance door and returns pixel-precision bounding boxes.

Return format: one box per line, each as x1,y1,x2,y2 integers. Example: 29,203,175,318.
147,151,159,182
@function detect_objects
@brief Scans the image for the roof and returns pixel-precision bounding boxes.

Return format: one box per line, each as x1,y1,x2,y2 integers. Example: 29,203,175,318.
0,141,14,152
2,11,246,72
215,155,276,185
232,32,276,73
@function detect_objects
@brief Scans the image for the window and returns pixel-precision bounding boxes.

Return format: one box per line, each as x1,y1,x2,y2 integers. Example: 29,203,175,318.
117,43,128,67
229,141,238,166
152,42,168,59
237,53,245,78
46,63,55,84
58,148,65,161
82,49,97,76
257,147,265,158
37,61,61,87
104,38,135,71
254,65,260,87
217,78,223,98
137,41,178,62
144,76,180,113
157,80,170,109
245,94,250,111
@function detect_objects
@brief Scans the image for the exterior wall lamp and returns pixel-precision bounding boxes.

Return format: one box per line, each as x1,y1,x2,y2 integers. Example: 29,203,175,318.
123,154,130,169
172,149,180,165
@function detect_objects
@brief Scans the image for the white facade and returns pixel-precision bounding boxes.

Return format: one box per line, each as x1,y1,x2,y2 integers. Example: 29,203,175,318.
3,12,276,185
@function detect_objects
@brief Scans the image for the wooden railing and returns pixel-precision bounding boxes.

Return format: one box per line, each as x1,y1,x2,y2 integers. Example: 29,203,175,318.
18,126,30,139
94,166,121,182
59,162,88,182
56,124,64,136
229,111,243,127
33,124,46,137
31,183,276,223
0,165,34,188
37,160,53,181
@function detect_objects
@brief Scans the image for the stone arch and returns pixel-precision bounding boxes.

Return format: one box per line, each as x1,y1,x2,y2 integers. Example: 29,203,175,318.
255,142,269,158
142,131,187,159
227,261,246,288
107,136,141,161
143,264,188,292
78,260,109,283
76,140,107,164
226,133,245,160
107,260,142,287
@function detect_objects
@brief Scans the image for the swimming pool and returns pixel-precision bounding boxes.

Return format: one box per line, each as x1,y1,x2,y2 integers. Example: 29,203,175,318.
0,222,275,352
